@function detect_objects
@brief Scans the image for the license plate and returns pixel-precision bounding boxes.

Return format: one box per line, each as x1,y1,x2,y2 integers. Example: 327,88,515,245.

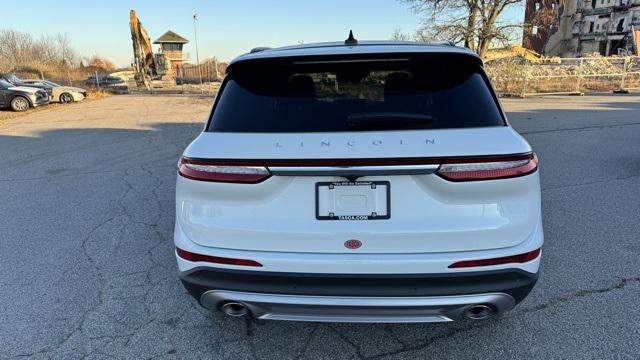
315,181,390,220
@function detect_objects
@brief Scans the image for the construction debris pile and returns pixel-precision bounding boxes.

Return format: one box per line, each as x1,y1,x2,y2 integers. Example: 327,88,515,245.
485,53,640,96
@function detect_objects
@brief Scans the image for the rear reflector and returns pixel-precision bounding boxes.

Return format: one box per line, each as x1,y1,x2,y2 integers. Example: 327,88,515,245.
176,247,263,267
448,249,541,268
437,153,538,181
178,158,271,183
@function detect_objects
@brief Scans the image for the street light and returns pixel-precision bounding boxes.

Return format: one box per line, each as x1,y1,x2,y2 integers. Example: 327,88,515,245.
193,13,203,87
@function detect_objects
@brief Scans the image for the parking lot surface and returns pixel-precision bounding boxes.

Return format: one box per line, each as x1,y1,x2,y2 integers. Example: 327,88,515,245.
1,94,639,359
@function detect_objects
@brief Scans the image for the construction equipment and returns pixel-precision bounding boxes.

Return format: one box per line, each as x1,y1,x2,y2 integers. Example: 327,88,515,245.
129,10,167,89
632,25,640,56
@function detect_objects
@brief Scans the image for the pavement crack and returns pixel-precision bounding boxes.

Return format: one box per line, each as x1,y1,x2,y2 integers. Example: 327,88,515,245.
295,323,319,360
512,276,640,316
327,322,485,360
327,325,367,359
0,170,121,182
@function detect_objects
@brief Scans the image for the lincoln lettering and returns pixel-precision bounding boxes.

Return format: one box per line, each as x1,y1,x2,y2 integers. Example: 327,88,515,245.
275,139,435,148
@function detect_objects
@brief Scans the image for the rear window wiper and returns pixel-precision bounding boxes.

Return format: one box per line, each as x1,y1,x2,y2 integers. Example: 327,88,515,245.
347,112,436,129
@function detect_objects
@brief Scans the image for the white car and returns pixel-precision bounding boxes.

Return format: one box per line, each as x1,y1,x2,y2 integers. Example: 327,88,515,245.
174,38,543,323
22,80,87,103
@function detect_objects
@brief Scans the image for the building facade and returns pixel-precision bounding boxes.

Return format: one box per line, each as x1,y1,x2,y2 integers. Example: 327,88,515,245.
153,31,189,74
523,0,640,56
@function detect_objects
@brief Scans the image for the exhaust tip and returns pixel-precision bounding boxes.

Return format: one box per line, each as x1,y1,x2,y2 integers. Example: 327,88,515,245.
220,302,249,317
463,304,495,320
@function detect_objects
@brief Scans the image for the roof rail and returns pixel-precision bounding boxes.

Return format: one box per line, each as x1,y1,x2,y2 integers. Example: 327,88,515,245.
250,47,272,53
431,41,456,47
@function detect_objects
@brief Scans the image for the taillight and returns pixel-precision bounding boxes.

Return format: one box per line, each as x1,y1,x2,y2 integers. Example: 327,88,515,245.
448,248,541,268
178,157,271,183
436,153,538,181
176,247,263,267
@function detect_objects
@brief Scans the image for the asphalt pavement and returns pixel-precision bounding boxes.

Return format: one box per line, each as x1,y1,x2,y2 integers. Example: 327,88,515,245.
0,94,639,359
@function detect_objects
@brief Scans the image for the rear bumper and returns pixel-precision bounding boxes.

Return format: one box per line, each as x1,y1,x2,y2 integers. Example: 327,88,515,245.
201,290,516,323
180,267,538,322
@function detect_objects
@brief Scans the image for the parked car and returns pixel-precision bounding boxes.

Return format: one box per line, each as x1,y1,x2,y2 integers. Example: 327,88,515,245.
174,39,543,323
84,75,124,87
0,73,53,100
22,80,87,103
0,79,50,111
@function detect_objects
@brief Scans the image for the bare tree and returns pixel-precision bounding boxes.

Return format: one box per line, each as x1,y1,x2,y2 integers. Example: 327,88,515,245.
0,29,84,73
391,29,412,41
87,54,116,71
0,30,34,71
56,33,77,67
0,30,80,72
401,0,524,58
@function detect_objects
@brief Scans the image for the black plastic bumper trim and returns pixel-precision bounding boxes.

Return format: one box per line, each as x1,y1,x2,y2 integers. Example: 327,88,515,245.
180,267,538,304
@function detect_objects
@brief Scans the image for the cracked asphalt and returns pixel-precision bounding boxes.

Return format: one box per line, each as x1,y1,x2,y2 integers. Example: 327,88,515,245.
1,94,639,359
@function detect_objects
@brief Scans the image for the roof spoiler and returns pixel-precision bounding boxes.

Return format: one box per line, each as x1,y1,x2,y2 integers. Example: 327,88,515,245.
250,47,272,53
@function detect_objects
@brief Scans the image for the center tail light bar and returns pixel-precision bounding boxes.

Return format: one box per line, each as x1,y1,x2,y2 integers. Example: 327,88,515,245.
178,153,537,183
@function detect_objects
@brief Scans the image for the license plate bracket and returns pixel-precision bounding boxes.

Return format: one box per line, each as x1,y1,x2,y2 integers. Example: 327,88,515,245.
315,181,390,220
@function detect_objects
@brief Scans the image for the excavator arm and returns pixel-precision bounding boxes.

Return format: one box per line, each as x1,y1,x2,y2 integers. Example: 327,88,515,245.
129,10,157,89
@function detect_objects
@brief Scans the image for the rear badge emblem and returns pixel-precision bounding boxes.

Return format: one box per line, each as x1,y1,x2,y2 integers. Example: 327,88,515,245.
344,239,362,249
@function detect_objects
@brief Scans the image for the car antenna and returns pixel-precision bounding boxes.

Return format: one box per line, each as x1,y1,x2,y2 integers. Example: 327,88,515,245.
345,30,358,45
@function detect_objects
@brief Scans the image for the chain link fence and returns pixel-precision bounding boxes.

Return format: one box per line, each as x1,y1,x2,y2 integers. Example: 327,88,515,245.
485,56,640,97
11,61,227,95
12,67,113,88
175,61,226,85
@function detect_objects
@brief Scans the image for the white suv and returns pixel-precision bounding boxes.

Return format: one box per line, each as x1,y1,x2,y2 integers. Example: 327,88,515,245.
174,38,542,323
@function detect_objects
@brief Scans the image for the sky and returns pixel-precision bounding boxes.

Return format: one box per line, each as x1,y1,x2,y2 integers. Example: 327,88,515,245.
4,0,524,67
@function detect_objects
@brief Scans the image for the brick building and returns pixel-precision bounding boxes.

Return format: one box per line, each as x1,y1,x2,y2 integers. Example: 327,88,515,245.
523,0,640,56
523,0,564,54
153,31,188,73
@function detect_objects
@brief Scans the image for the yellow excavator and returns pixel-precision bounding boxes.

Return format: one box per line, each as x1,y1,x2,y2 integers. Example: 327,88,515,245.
129,10,168,89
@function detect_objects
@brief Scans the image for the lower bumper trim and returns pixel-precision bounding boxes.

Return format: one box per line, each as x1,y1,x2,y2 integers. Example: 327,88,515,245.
180,267,538,304
201,290,515,323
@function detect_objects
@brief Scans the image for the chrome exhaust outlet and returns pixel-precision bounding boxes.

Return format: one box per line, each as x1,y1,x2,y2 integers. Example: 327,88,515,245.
463,304,495,320
220,302,249,317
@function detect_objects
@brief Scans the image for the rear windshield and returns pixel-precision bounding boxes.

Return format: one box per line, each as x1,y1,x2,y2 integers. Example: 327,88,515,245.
208,55,504,133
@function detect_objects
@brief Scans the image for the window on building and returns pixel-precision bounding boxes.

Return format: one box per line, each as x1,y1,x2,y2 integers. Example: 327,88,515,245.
534,1,540,11
589,21,595,32
572,21,581,34
617,18,625,32
162,43,183,51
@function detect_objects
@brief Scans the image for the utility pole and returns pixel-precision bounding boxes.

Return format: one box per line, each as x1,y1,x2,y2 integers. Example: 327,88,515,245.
193,13,203,88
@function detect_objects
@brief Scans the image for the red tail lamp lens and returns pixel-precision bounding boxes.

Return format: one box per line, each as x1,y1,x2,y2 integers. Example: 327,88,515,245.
448,249,541,268
178,157,271,183
176,247,263,267
437,153,538,181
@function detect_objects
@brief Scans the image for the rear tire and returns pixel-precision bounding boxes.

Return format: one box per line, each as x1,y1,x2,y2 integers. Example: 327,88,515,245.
10,96,30,112
60,93,74,104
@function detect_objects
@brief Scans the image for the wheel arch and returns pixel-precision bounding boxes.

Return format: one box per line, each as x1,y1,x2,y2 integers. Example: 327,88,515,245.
11,94,33,107
59,92,75,103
